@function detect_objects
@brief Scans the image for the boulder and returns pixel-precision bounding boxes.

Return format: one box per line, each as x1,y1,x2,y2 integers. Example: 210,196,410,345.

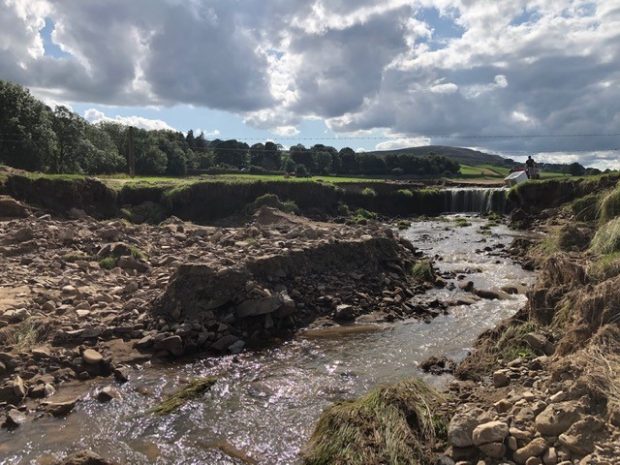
211,334,240,353
479,442,506,459
472,420,509,446
535,401,583,436
448,406,485,447
3,409,27,428
334,304,355,322
493,369,511,387
96,385,121,402
155,335,183,356
57,450,115,465
236,295,282,318
558,416,606,457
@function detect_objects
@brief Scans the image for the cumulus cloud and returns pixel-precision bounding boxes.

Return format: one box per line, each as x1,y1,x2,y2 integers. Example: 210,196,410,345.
1,0,619,160
84,108,175,131
375,136,432,150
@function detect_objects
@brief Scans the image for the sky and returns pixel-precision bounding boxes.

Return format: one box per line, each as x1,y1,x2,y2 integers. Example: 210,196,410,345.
1,0,619,168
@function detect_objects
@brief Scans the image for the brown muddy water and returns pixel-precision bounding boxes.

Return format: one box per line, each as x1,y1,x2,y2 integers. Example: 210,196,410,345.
0,215,534,465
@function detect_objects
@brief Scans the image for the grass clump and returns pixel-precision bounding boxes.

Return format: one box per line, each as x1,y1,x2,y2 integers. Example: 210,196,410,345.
397,220,412,230
62,252,94,262
453,217,471,228
99,256,117,270
397,189,414,197
495,321,538,362
572,193,600,222
361,187,377,197
348,208,378,225
588,252,620,281
3,318,43,352
599,187,620,223
410,260,435,283
246,193,299,214
302,378,445,465
148,377,217,415
590,217,620,255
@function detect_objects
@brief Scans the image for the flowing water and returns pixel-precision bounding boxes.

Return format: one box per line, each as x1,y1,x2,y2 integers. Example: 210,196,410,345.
0,215,534,465
443,187,508,214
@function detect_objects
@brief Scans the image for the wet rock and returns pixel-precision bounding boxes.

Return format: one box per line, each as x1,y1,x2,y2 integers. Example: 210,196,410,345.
82,349,103,365
3,409,27,428
236,295,281,318
211,334,240,353
459,281,474,292
334,304,355,322
42,398,78,416
113,366,130,383
57,450,115,465
420,355,456,375
155,335,184,356
472,420,509,446
474,289,501,300
535,401,583,436
96,385,121,402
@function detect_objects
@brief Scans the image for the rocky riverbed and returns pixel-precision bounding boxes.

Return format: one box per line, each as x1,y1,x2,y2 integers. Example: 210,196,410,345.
0,195,440,432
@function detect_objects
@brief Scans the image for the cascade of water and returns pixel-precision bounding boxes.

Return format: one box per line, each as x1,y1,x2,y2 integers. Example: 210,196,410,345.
443,188,507,213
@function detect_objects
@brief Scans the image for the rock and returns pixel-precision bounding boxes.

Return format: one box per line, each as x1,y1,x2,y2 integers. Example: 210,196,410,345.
0,196,29,218
3,409,26,428
96,385,121,402
12,375,27,398
82,349,103,365
420,355,456,375
32,345,52,358
513,438,548,464
117,255,150,273
228,339,246,354
535,401,583,436
155,335,184,356
236,295,282,318
42,399,78,416
459,281,474,292
558,416,605,457
526,458,542,465
448,406,484,447
478,442,506,459
211,334,239,353
507,435,518,451
11,226,34,243
543,447,558,465
113,366,129,383
474,289,501,300
57,450,115,465
493,369,510,387
524,332,555,355
472,420,509,446
334,304,355,322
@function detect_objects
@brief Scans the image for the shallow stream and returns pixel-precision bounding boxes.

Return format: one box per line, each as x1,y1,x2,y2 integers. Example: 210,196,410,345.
0,215,534,465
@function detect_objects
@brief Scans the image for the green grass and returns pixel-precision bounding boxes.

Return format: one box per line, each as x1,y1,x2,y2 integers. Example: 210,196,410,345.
148,377,217,415
410,260,435,282
246,193,299,214
302,378,444,465
99,256,117,270
361,187,377,197
397,189,414,197
453,217,472,227
588,252,620,281
591,217,620,255
495,321,539,361
4,318,43,352
397,220,412,230
599,187,620,223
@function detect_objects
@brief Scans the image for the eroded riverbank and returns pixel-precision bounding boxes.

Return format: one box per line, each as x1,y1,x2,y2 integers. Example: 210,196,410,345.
0,215,534,464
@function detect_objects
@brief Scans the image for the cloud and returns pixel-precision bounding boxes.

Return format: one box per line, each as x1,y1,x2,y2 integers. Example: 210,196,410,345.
1,0,619,161
375,136,432,150
84,108,175,131
273,125,300,136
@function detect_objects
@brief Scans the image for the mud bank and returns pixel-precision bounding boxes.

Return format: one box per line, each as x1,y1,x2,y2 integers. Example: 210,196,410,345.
0,171,508,224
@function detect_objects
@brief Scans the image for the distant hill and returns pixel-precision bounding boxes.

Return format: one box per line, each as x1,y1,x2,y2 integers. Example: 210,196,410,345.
365,145,517,167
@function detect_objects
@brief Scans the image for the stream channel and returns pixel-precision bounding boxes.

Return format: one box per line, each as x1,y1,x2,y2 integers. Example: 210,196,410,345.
0,215,535,465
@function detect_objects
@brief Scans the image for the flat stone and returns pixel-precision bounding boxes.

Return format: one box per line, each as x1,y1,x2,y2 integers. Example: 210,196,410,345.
211,334,239,352
82,349,103,365
42,398,78,416
448,406,485,447
472,420,509,446
155,335,183,356
479,442,505,459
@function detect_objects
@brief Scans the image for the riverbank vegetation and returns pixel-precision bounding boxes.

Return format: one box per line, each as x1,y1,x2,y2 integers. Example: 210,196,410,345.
302,379,445,465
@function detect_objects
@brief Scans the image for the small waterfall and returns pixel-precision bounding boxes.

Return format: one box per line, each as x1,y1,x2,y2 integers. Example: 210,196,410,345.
443,188,507,213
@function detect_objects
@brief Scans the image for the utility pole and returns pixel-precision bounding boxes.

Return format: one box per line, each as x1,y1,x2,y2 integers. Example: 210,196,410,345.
128,126,135,178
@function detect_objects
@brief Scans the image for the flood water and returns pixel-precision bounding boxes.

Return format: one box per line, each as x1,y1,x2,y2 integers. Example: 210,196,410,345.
0,215,534,465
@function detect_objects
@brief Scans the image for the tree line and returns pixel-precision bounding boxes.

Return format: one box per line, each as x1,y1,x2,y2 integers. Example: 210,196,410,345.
0,80,460,177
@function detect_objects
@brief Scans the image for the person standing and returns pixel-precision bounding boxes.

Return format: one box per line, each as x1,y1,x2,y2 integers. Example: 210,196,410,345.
525,156,535,178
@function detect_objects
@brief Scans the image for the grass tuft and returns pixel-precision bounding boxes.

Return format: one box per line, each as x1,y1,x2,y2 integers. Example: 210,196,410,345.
410,260,435,283
590,217,620,255
302,378,444,465
246,193,299,214
99,256,117,270
148,377,217,415
361,187,377,197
